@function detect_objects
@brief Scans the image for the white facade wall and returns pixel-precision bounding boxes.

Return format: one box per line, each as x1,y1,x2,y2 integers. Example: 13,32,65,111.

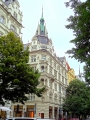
0,0,23,36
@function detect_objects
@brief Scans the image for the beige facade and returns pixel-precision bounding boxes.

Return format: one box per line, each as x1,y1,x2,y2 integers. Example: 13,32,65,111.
0,0,23,118
0,1,68,118
11,10,68,119
0,0,23,37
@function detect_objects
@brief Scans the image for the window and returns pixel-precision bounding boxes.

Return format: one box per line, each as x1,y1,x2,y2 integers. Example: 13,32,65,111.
41,45,47,49
32,45,37,50
41,55,46,60
0,16,5,24
55,83,57,91
54,62,56,68
49,66,52,74
45,79,47,86
10,25,16,32
28,94,35,101
54,69,57,78
58,73,60,80
14,12,17,19
41,66,45,72
62,77,64,83
65,78,67,85
49,80,52,88
50,58,52,66
59,85,61,93
41,79,44,85
31,55,36,62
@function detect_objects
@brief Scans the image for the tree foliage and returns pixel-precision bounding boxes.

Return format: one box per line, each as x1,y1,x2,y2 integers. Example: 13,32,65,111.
65,0,90,84
63,79,90,117
0,32,45,105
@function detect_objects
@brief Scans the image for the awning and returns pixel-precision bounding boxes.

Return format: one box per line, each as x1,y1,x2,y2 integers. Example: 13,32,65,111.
0,106,12,111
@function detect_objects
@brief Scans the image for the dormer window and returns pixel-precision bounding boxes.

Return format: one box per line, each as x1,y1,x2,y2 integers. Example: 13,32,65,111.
0,16,5,24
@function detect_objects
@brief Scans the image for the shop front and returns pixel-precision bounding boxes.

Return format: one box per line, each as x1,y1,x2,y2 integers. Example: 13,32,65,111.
14,105,23,117
26,105,34,118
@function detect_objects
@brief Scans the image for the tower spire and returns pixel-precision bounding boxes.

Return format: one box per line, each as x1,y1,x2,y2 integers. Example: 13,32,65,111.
41,6,43,19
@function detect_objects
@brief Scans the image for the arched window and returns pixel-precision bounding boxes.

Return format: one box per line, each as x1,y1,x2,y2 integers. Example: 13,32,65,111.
10,25,16,32
41,79,44,85
0,16,5,24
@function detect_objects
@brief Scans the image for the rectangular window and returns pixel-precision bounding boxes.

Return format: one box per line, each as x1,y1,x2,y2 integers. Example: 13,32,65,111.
59,85,61,93
62,76,64,83
55,83,57,91
41,55,46,60
54,62,56,68
31,55,36,62
49,80,52,88
29,94,35,101
54,69,57,78
49,66,52,74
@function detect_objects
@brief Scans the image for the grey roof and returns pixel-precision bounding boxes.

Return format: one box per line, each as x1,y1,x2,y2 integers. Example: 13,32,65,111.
37,36,49,44
59,57,65,63
4,0,15,6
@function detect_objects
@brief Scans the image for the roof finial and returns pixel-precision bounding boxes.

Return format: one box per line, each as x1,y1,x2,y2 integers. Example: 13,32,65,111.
42,5,43,18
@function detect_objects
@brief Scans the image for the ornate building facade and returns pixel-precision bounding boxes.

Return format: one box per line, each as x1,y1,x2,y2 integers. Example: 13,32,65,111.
11,10,68,119
0,0,23,118
0,0,23,37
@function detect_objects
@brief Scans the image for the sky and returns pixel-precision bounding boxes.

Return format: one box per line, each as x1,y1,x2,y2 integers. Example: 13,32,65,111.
19,0,85,76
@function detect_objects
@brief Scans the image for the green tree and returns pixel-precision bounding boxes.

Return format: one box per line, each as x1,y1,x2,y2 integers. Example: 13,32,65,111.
65,0,90,84
0,32,45,105
63,79,90,118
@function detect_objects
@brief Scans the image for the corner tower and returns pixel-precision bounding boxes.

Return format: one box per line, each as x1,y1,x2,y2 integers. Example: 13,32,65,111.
35,8,49,44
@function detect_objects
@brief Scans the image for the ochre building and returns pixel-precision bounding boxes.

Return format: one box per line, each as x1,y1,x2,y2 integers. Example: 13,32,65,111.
66,62,76,84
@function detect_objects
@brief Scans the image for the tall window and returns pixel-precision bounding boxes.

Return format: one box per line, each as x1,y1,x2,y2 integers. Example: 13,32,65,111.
45,79,47,86
59,85,61,93
41,66,45,72
41,79,44,85
28,94,35,101
49,66,52,74
65,78,67,85
41,55,46,60
31,55,36,62
54,62,56,69
55,83,57,91
10,25,16,32
14,12,17,19
49,80,52,88
54,69,57,78
0,16,5,24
